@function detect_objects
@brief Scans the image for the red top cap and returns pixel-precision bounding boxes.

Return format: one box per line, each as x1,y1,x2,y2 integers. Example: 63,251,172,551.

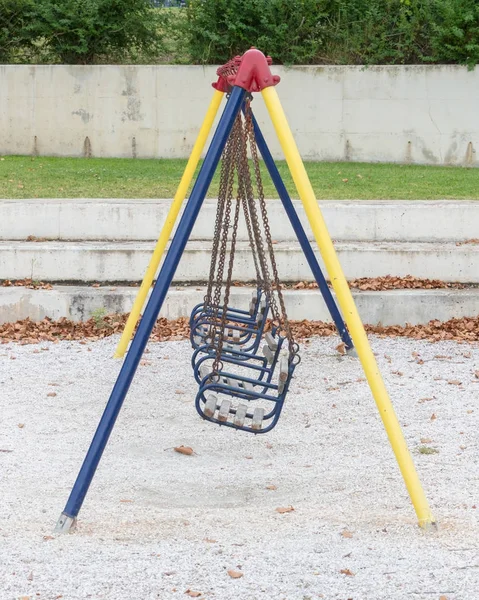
213,48,280,93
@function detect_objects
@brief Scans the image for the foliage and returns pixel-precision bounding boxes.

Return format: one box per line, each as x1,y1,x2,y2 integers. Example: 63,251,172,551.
1,0,167,64
184,0,479,67
2,0,479,66
185,0,327,65
427,0,479,68
0,0,34,63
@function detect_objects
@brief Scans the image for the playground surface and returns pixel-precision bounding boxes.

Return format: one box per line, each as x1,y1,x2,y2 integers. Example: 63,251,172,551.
1,335,478,599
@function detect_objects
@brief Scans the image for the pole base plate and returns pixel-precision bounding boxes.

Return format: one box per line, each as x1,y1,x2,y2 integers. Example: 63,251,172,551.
54,513,77,534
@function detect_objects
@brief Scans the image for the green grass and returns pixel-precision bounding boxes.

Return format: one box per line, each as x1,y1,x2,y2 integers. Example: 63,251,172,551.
1,155,478,199
418,446,440,455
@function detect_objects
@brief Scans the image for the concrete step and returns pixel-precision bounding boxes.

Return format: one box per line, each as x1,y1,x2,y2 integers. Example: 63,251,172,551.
0,284,477,326
1,199,478,243
1,240,477,283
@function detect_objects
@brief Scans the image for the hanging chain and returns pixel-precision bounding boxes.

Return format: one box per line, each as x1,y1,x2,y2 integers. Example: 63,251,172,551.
207,116,242,354
204,130,235,308
244,102,298,360
236,101,280,323
203,100,298,368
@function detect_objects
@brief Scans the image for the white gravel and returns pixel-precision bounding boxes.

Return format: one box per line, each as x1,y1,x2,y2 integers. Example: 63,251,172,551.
0,334,478,600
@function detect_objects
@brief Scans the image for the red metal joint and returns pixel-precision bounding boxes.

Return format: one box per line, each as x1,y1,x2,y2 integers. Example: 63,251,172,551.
212,48,280,94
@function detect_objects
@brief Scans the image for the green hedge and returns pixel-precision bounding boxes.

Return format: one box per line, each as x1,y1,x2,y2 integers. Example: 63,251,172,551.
1,0,479,66
185,0,479,68
0,0,168,64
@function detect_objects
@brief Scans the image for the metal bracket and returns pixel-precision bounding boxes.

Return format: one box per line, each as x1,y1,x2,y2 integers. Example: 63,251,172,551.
54,512,77,534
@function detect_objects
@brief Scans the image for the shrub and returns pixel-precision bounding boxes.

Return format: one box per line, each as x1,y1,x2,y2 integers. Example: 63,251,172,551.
185,0,327,65
184,0,479,68
427,0,479,68
24,0,167,64
0,0,34,63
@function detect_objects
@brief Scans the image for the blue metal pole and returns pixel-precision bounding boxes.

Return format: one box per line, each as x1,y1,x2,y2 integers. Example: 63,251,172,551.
56,86,246,530
249,111,353,350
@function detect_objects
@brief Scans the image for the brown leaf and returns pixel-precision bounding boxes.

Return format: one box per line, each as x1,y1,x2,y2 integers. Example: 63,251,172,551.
340,568,355,576
227,570,244,579
439,596,448,600
475,371,479,379
266,485,277,491
18,423,25,429
431,413,437,421
340,529,353,538
174,446,194,456
276,506,294,514
185,591,202,598
336,342,346,355
43,535,54,541
47,392,57,397
447,380,462,386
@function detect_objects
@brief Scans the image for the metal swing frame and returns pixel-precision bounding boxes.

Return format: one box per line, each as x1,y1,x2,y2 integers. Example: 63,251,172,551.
55,49,435,533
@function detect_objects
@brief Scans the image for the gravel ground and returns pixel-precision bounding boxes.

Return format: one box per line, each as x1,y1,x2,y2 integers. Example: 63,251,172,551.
0,335,478,600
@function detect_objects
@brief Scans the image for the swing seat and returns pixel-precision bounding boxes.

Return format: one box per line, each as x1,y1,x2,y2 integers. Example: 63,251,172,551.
190,297,270,360
195,353,298,433
193,326,284,387
190,289,262,338
190,291,268,352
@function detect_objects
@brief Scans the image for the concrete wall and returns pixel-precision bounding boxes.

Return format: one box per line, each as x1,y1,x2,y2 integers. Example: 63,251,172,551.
0,64,478,165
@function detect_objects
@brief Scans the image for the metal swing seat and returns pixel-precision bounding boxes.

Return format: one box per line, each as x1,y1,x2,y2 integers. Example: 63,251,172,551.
191,101,300,433
189,288,269,353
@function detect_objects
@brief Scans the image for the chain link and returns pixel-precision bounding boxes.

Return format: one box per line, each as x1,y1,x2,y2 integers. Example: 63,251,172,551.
204,101,298,370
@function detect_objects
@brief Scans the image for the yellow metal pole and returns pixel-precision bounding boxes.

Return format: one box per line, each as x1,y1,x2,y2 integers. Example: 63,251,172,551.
114,89,225,358
261,86,435,529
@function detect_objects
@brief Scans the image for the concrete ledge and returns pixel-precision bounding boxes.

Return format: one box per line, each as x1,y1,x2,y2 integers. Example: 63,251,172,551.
0,285,477,326
1,199,478,243
1,240,477,283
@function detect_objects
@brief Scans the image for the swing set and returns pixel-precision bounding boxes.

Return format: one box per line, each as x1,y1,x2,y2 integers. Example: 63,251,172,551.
55,49,436,532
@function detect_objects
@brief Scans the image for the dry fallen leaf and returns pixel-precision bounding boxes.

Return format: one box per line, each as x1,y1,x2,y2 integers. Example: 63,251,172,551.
47,392,57,397
336,342,346,355
431,413,437,421
17,423,25,429
266,485,277,491
340,568,355,577
340,529,353,538
475,371,479,379
447,380,462,386
439,596,448,600
174,446,194,456
276,506,295,514
227,570,243,579
185,590,202,598
43,535,54,541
